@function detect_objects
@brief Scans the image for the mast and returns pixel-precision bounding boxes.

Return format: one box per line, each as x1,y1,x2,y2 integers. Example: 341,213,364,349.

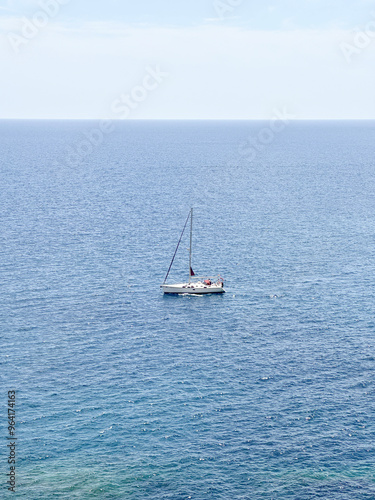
189,208,193,283
162,210,190,284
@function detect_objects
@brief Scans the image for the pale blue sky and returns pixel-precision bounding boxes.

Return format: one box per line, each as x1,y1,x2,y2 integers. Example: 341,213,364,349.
0,0,374,118
2,0,374,29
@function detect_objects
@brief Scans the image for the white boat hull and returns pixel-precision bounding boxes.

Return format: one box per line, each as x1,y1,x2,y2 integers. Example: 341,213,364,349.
161,281,225,294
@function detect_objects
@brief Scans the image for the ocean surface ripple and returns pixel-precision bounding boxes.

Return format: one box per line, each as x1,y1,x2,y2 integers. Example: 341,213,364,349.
1,120,375,499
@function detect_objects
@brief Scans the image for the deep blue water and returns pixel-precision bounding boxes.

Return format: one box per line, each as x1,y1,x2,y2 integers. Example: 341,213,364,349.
1,120,375,499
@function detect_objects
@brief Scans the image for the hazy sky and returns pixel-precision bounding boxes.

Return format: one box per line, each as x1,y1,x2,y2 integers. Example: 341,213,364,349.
0,0,374,119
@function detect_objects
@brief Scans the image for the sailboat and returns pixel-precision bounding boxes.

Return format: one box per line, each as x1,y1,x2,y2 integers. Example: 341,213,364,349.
161,208,225,294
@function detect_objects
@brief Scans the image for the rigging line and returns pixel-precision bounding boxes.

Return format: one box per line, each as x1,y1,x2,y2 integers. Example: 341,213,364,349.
163,210,191,284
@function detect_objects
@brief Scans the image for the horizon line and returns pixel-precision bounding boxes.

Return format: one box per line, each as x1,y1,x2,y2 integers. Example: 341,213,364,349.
1,118,375,121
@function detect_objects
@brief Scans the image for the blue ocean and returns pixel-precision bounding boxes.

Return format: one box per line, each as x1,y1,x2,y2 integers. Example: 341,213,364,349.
1,120,375,499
